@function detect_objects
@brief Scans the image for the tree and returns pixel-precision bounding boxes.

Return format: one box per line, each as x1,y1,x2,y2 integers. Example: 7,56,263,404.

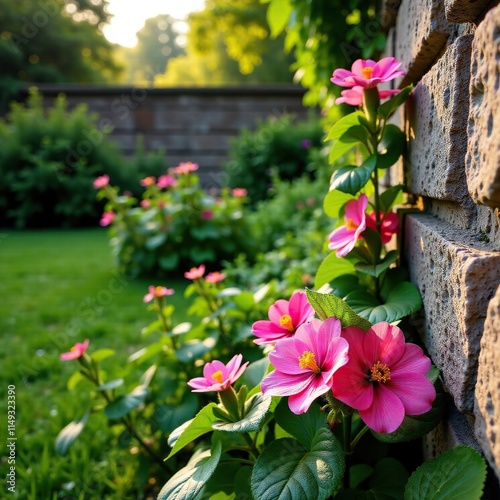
121,14,185,84
0,0,121,106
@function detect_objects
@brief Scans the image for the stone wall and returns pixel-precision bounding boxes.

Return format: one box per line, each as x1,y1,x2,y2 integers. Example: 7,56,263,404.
385,0,500,493
17,85,314,187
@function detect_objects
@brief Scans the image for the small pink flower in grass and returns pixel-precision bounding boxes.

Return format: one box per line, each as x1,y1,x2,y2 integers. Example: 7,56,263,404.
143,285,174,303
140,199,151,209
188,354,249,392
231,188,247,197
331,57,405,89
157,175,177,188
140,176,156,187
201,209,214,220
332,322,436,434
328,194,368,257
173,162,199,175
252,291,315,345
184,264,205,280
261,318,349,414
61,339,89,361
93,175,109,189
99,211,115,227
366,211,399,244
206,271,226,283
336,85,401,106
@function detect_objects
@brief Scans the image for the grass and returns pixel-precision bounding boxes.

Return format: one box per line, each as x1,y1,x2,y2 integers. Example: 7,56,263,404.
0,228,191,499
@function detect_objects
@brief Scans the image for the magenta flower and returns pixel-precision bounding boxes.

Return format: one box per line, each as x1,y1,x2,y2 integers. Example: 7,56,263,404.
331,57,405,89
60,339,90,361
336,85,401,106
93,175,109,189
332,322,436,434
201,209,214,220
143,285,175,303
231,188,248,198
188,354,249,392
261,318,349,414
206,271,226,283
328,194,368,257
140,199,151,209
251,291,315,346
99,211,115,227
366,211,400,244
157,174,177,188
184,264,205,280
140,176,156,187
173,162,199,175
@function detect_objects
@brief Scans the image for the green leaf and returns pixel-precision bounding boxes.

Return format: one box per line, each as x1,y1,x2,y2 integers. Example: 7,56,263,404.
141,319,163,337
306,289,372,330
166,403,219,459
55,410,90,455
175,334,217,363
67,370,85,391
90,348,115,362
267,0,293,37
345,281,422,323
159,253,179,270
323,189,354,219
156,392,199,434
355,250,398,278
140,364,157,387
330,155,377,195
315,252,356,289
251,430,345,500
330,125,371,164
231,291,255,312
325,111,364,141
379,184,403,213
97,378,124,391
377,85,413,120
274,399,326,447
360,227,383,264
145,232,167,250
103,385,149,420
212,393,272,433
330,274,361,298
240,357,269,391
376,125,405,169
158,441,222,500
405,446,487,500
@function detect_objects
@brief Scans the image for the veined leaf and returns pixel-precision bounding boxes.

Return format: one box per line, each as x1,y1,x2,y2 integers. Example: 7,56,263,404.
315,252,356,289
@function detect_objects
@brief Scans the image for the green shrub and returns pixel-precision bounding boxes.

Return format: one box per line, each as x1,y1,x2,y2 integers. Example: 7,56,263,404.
0,88,166,228
224,114,325,203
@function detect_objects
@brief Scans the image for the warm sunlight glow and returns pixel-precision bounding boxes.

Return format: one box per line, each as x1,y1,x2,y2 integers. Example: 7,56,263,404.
103,0,206,47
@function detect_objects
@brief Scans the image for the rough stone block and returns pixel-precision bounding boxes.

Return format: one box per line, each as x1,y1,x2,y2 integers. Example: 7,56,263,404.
395,0,455,86
404,213,500,413
445,0,497,23
475,284,500,480
406,35,473,205
466,5,500,208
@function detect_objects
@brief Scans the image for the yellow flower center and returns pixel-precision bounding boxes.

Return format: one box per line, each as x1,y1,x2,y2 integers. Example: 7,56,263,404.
298,351,321,374
370,361,391,383
70,346,77,353
279,314,294,332
154,286,164,296
361,67,374,79
212,371,224,383
345,218,358,231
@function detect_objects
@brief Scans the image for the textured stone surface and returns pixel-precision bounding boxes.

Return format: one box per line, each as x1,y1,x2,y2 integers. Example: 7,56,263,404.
445,0,497,23
395,0,455,86
406,35,473,205
466,5,500,208
476,205,500,247
405,213,500,413
474,285,500,480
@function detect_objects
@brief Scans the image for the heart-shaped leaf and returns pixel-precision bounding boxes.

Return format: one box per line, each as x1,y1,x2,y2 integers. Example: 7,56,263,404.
158,441,222,500
323,189,355,219
330,155,377,195
325,111,365,141
379,184,404,213
355,250,398,278
315,252,356,290
251,430,345,500
329,125,371,164
376,125,405,169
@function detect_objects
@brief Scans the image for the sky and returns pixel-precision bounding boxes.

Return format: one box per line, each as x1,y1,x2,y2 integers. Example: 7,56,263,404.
103,0,206,47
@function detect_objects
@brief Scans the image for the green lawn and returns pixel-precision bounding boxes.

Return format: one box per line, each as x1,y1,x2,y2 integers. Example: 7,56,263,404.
0,229,190,499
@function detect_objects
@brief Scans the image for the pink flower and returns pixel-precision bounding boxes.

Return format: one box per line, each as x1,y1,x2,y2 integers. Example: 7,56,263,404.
251,291,315,346
184,264,205,280
157,175,177,188
331,57,405,89
301,139,312,149
201,210,214,220
60,339,89,361
93,175,109,189
231,188,247,198
366,211,399,244
99,211,115,227
140,176,156,187
332,322,436,434
206,271,226,283
261,318,349,414
143,285,175,303
173,162,199,175
336,86,401,106
328,194,368,257
140,199,151,209
187,354,249,392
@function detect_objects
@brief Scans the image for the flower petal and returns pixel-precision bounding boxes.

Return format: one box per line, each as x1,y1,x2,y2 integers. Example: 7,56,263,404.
268,337,310,375
268,299,291,325
288,291,315,326
387,372,436,415
288,378,331,414
332,364,374,411
359,384,405,433
364,322,405,366
261,370,313,397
